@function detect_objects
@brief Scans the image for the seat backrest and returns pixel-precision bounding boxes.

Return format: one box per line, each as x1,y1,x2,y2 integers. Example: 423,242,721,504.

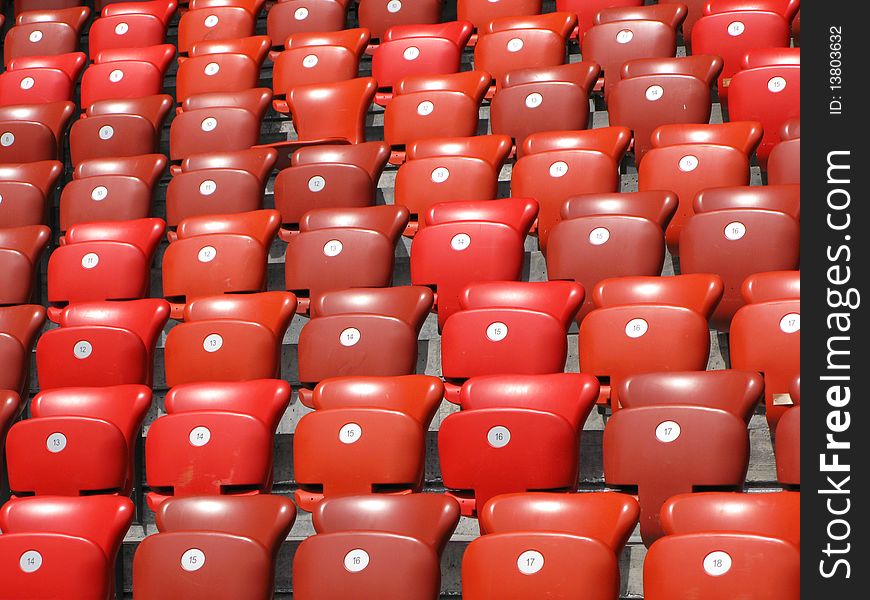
776,405,800,486
286,77,376,144
693,184,801,220
620,54,723,85
0,101,76,163
357,0,444,38
373,21,472,89
742,270,800,303
592,273,724,318
274,28,369,95
164,379,292,433
0,225,51,305
0,304,45,394
561,191,677,228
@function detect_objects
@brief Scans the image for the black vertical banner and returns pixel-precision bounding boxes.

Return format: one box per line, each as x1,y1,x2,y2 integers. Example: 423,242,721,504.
803,1,870,596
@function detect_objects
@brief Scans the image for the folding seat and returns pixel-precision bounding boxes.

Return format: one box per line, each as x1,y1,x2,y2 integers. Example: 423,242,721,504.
411,198,538,327
0,52,85,106
694,183,800,220
372,21,473,103
282,77,377,145
274,142,390,233
176,36,271,104
463,492,639,599
297,286,433,386
556,0,643,39
439,373,598,516
82,45,175,109
603,380,751,545
166,148,277,226
638,121,762,254
394,135,512,233
1,390,21,485
0,496,134,600
742,269,800,304
357,0,444,40
0,161,63,227
3,6,90,64
776,387,799,486
272,29,369,107
441,281,584,389
768,117,800,184
59,154,167,231
578,274,721,408
0,101,76,163
35,299,169,389
293,375,443,511
46,219,164,310
581,3,686,100
294,494,459,599
511,127,631,252
87,0,176,58
284,205,408,313
474,13,576,87
170,88,272,162
163,292,297,386
145,379,291,508
490,62,600,152
266,0,349,45
162,210,280,316
644,533,800,599
70,94,173,166
383,71,490,157
177,0,265,54
0,304,45,396
0,225,51,305
729,48,800,167
680,208,800,330
7,385,151,497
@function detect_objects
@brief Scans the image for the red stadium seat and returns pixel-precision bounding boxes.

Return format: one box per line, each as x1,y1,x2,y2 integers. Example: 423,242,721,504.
511,127,631,252
0,101,76,163
742,269,800,304
101,0,178,23
274,142,390,232
357,0,444,39
0,161,63,227
0,225,51,305
163,292,297,386
297,286,433,386
293,375,443,510
768,117,800,184
87,13,170,59
0,52,86,106
459,0,542,29
60,154,167,231
177,0,264,53
0,304,45,396
284,77,377,144
4,6,90,64
81,45,176,109
410,197,538,327
176,36,271,104
266,0,349,45
294,494,459,599
35,299,169,389
47,219,163,308
439,373,598,516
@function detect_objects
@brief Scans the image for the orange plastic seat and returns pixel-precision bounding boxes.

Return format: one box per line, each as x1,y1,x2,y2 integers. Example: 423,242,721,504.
547,190,677,322
0,304,45,396
474,12,576,86
70,95,173,165
463,491,639,599
511,127,631,252
768,117,800,184
163,292,297,386
693,184,800,221
285,205,408,312
490,62,599,152
293,375,443,510
294,494,459,599
81,45,176,109
170,88,272,161
441,281,584,384
297,286,433,386
59,154,167,231
176,0,263,53
165,148,276,225
266,0,349,45
680,208,800,330
0,225,51,305
35,299,169,389
87,13,169,59
176,36,271,104
394,135,512,234
439,374,598,516
357,0,444,39
282,77,375,144
0,101,76,163
4,6,90,64
0,161,63,227
274,142,390,232
410,197,538,327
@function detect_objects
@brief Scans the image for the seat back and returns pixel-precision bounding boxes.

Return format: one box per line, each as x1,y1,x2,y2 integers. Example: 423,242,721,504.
0,225,51,305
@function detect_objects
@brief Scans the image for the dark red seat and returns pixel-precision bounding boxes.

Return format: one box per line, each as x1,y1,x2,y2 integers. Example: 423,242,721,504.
410,197,538,327
35,299,169,389
60,154,167,230
547,191,677,323
557,0,644,39
395,134,512,234
357,0,444,39
177,0,263,53
511,127,631,252
0,304,45,396
100,0,179,22
0,161,63,227
166,147,277,226
266,0,349,45
463,491,639,599
441,281,584,385
163,292,297,386
87,10,170,59
4,6,90,64
768,117,800,184
742,269,800,304
285,205,408,313
439,373,598,516
81,45,176,109
176,36,271,104
294,494,459,599
0,52,85,106
0,225,51,305
274,142,390,232
296,286,433,386
293,375,443,510
693,184,800,221
284,77,376,144
0,101,76,163
490,62,600,153
458,0,542,29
